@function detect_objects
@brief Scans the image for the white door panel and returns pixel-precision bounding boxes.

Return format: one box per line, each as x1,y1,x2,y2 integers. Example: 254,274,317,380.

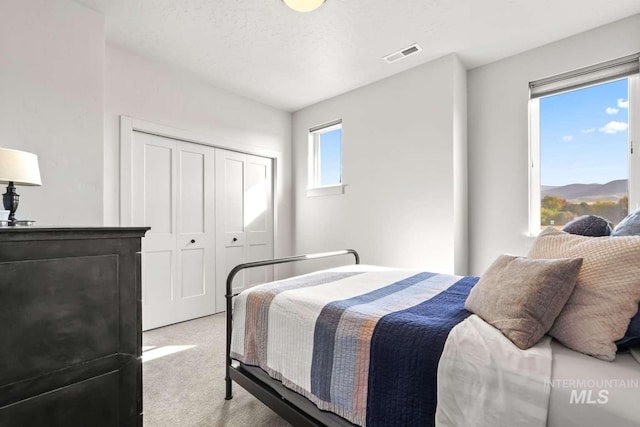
132,131,215,330
176,143,215,319
133,133,178,330
225,245,246,295
247,243,270,286
179,150,205,233
216,150,247,310
245,159,269,232
215,150,274,313
143,250,174,305
141,144,174,234
224,157,245,233
245,155,274,287
181,248,205,298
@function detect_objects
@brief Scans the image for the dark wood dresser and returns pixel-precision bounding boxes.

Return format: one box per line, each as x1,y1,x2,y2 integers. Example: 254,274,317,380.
0,227,148,427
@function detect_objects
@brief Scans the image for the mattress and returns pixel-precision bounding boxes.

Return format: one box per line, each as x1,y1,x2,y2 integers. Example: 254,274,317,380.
243,341,640,427
548,340,640,427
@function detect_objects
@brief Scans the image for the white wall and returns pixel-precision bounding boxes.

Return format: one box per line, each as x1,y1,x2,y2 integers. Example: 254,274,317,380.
104,46,293,259
453,61,468,275
468,14,640,275
0,0,104,225
293,54,467,274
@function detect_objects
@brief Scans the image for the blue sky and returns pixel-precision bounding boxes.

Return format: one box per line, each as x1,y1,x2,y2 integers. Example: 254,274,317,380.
320,128,342,186
540,78,629,186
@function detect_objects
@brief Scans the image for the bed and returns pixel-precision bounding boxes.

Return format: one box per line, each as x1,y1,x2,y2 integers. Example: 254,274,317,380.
224,249,640,426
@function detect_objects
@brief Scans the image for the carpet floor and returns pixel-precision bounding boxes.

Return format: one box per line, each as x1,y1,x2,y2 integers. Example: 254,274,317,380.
143,313,291,426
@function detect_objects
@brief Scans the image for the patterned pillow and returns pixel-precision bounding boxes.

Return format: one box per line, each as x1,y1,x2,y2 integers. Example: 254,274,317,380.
465,254,583,349
528,227,640,361
562,215,612,237
613,209,640,236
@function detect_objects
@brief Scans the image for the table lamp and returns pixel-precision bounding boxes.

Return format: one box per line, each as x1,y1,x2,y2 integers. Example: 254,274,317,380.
0,147,42,225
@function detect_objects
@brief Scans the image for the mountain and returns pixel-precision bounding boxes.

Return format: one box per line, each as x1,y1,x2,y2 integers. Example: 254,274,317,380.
541,179,627,203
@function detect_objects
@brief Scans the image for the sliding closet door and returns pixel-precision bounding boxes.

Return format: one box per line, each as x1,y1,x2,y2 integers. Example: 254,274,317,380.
132,131,215,330
132,132,177,331
176,143,216,323
245,155,274,285
215,150,274,313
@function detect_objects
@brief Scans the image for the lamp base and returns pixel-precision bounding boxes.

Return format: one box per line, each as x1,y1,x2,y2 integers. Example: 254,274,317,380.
3,181,19,224
7,220,35,227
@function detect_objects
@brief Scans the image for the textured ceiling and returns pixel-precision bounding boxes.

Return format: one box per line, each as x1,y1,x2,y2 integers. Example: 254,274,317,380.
74,0,640,112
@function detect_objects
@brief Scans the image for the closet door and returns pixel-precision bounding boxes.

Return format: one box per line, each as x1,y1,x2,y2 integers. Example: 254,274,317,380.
132,131,215,330
215,150,274,313
244,154,274,285
176,143,216,324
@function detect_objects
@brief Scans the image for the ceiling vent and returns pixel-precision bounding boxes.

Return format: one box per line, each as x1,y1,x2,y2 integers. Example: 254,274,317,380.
383,44,422,64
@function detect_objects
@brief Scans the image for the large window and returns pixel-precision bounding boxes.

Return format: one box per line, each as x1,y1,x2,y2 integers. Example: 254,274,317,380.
307,119,343,196
529,54,639,233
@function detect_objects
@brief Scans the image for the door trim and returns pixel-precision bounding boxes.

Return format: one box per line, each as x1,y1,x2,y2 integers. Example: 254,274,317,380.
120,116,282,263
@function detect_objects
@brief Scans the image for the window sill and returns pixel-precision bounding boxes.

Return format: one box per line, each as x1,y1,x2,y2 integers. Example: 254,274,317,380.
306,184,344,197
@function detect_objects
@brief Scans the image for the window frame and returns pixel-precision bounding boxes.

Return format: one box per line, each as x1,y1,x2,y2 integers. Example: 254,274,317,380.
528,56,640,235
307,119,344,197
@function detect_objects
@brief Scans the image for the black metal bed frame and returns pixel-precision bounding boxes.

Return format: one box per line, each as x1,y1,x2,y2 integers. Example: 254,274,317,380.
225,249,360,426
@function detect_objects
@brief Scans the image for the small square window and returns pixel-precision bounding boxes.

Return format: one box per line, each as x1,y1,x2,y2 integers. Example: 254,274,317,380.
308,120,343,196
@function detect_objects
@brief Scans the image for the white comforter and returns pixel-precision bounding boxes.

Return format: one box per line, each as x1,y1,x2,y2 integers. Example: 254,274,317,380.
435,315,553,427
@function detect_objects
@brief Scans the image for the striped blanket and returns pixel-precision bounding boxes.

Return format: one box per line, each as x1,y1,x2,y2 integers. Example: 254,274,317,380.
230,265,478,426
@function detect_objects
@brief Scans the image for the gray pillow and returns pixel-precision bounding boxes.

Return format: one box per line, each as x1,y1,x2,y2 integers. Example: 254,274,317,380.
613,209,640,236
562,215,612,237
465,254,583,350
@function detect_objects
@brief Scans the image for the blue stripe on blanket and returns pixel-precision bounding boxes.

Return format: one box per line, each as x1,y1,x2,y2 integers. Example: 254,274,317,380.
366,275,478,427
310,272,437,401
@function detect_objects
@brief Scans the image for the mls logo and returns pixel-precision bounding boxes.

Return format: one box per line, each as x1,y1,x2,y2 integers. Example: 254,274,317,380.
570,389,609,404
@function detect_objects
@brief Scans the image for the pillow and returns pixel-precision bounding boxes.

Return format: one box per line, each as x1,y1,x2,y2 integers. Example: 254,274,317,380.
465,254,583,350
528,227,640,361
562,215,612,237
613,208,640,236
617,309,640,351
612,210,640,351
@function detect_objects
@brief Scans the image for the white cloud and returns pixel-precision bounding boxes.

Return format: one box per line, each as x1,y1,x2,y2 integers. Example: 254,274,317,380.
599,121,629,134
581,128,595,134
606,107,619,114
617,98,629,109
562,135,574,142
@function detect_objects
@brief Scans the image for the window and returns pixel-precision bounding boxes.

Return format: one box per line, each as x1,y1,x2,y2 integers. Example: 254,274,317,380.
529,54,640,233
307,119,343,197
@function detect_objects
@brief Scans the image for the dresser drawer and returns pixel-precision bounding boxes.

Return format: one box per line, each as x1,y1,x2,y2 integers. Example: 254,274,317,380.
0,255,119,385
0,371,119,427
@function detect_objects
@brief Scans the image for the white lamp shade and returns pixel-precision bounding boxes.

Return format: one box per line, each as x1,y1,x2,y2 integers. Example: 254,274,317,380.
0,147,42,186
282,0,325,12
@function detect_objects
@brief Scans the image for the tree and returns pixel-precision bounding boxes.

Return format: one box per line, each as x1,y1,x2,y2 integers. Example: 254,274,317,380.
541,195,628,227
541,208,555,225
619,196,629,212
541,195,565,211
